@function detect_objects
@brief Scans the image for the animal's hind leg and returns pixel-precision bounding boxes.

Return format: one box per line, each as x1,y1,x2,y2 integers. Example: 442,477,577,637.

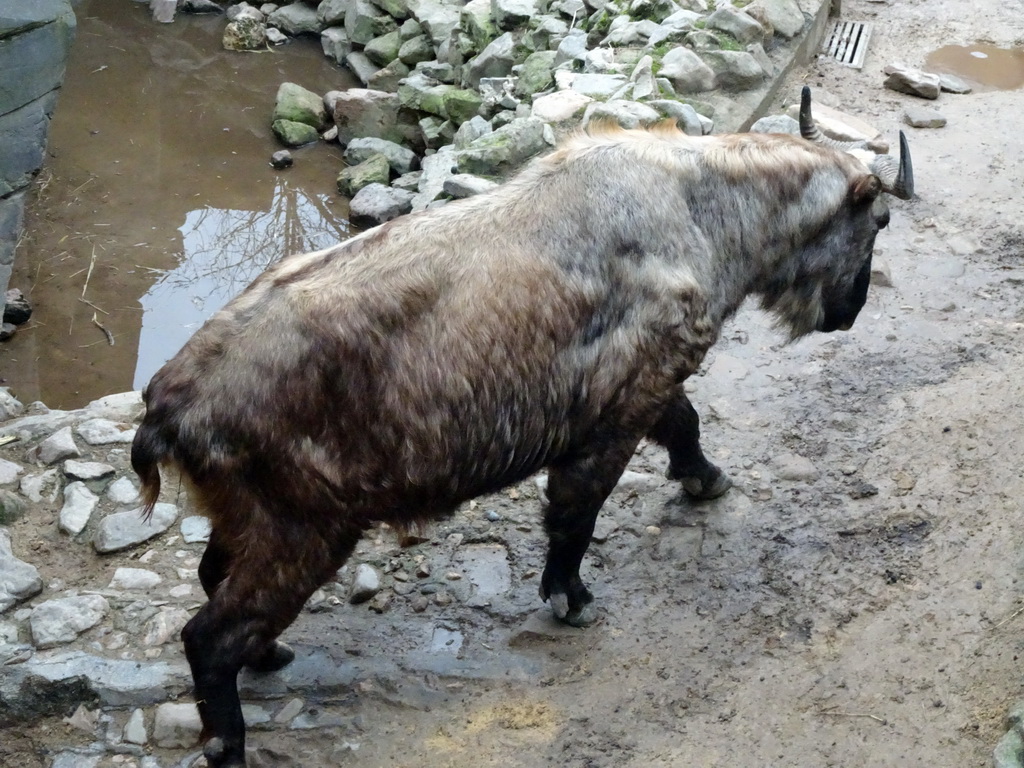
197,529,295,673
540,436,639,627
647,389,731,500
184,522,361,768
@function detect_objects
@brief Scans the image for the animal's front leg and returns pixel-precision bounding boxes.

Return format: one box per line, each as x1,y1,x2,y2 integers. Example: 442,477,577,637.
647,389,731,500
540,436,640,627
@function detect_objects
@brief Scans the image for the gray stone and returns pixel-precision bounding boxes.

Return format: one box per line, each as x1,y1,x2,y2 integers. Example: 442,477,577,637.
658,46,716,93
525,15,568,52
939,73,972,94
750,113,799,135
0,389,24,421
993,729,1024,768
151,0,176,22
903,107,947,128
457,117,548,176
350,563,382,603
492,0,539,30
0,92,61,198
270,149,293,168
320,26,353,64
465,32,518,89
346,0,398,45
443,174,499,198
365,29,403,66
345,51,382,85
0,489,26,524
399,34,435,66
38,426,80,464
647,100,700,134
316,0,348,25
392,170,423,191
273,82,328,131
348,184,415,227
93,503,178,554
883,63,941,99
571,73,629,99
153,702,202,748
419,115,456,149
0,528,42,612
30,595,109,649
367,58,412,92
223,16,267,50
20,468,61,503
265,26,289,44
345,137,419,174
75,418,136,446
461,0,497,49
333,88,414,146
453,115,493,148
0,457,23,485
601,19,661,47
747,0,804,38
109,567,163,590
143,607,191,646
530,90,593,122
338,152,393,196
701,49,765,90
554,29,588,67
372,0,411,19
413,149,460,210
870,257,893,288
583,98,662,129
180,515,212,544
515,50,557,98
227,2,265,21
3,289,31,325
267,2,323,35
62,459,115,482
180,0,225,12
408,0,461,47
771,453,820,483
59,481,99,536
629,55,657,101
106,476,140,505
123,708,148,745
50,753,101,768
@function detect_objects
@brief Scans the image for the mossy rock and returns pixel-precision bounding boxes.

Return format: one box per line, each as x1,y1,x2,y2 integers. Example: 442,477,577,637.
442,89,484,126
337,153,392,197
365,29,403,67
272,82,328,130
515,50,557,98
0,490,27,525
272,119,321,147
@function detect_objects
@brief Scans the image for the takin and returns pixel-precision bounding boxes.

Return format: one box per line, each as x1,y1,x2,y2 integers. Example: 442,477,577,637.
131,89,913,767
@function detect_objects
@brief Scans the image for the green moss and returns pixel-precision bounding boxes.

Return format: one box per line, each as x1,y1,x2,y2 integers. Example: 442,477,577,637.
717,31,743,51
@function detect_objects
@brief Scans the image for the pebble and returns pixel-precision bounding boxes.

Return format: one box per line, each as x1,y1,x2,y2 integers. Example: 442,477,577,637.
274,697,304,723
180,515,212,543
903,107,947,129
108,567,163,590
93,503,178,553
38,426,81,464
106,476,140,505
153,702,202,748
76,418,136,446
123,708,148,745
63,459,116,482
59,481,100,535
270,149,293,169
0,457,23,484
350,563,381,603
30,594,110,648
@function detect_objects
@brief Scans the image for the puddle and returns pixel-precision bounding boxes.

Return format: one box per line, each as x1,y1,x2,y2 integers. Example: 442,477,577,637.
924,43,1024,91
3,0,357,409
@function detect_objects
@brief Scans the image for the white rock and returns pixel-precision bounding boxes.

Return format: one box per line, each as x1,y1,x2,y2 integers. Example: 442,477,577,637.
124,708,148,745
63,459,116,482
153,702,202,748
350,563,381,603
20,468,61,503
107,476,140,505
30,595,110,649
76,418,137,445
771,453,820,483
143,607,191,646
38,426,81,464
274,697,305,723
0,528,43,612
531,90,592,122
181,516,212,543
109,567,163,590
93,503,178,554
0,457,23,485
59,482,100,536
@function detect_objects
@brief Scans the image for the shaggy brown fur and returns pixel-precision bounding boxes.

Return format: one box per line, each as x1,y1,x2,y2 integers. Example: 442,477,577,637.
132,121,907,768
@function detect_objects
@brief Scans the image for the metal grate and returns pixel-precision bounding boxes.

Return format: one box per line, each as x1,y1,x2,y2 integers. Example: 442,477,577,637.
822,20,873,69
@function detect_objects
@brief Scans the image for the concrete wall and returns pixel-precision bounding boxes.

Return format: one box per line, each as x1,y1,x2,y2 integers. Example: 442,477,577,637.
0,0,77,302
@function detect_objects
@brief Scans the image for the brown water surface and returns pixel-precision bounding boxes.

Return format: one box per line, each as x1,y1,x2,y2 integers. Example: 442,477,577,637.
2,0,357,409
925,43,1024,91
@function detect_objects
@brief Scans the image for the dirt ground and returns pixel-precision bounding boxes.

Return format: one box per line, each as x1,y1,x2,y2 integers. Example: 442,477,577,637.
6,0,1024,765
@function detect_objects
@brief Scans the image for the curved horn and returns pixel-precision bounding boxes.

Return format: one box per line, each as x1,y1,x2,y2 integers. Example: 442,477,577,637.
869,130,915,200
799,85,868,152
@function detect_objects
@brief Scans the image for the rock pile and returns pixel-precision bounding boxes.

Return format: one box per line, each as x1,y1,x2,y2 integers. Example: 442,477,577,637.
167,0,828,225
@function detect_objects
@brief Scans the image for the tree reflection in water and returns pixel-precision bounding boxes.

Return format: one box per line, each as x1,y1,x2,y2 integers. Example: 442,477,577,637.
134,177,351,389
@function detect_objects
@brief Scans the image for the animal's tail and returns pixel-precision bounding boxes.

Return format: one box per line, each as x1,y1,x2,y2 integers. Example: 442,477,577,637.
131,418,169,521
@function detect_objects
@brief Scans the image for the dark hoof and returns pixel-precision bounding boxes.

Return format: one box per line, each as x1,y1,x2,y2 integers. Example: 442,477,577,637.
203,737,246,767
246,641,295,673
668,464,732,500
544,591,598,627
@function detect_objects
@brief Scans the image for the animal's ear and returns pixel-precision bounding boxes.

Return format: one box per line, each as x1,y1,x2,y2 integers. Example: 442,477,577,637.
850,174,882,205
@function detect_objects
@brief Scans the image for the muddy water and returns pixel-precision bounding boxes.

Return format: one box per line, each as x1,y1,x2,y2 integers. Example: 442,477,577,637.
2,0,357,409
925,43,1024,91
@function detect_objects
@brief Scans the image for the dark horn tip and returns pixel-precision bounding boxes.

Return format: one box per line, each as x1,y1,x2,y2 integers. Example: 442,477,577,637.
898,130,915,200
